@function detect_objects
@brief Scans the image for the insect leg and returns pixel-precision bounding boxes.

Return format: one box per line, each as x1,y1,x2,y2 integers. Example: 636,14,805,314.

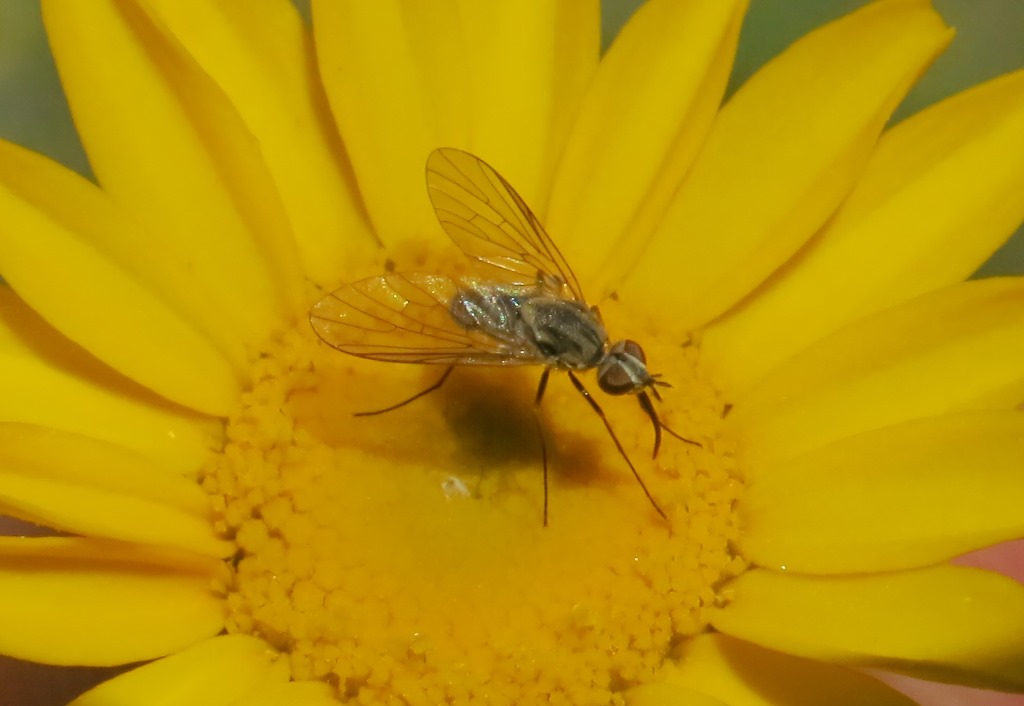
638,391,664,459
354,366,454,417
637,391,702,458
662,421,702,448
534,368,551,527
535,366,551,405
566,372,667,520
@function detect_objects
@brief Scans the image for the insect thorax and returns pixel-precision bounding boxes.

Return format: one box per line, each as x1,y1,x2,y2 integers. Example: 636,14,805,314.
449,285,607,369
518,298,607,369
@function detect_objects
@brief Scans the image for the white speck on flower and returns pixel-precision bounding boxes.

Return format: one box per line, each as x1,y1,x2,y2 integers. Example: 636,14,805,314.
441,475,471,499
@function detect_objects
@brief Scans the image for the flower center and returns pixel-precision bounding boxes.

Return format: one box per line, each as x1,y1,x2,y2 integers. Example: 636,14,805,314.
203,298,743,705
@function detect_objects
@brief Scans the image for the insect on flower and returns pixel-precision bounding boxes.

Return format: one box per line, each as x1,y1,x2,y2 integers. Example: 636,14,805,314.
310,148,697,525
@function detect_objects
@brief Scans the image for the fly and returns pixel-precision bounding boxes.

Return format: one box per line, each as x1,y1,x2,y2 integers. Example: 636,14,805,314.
310,148,697,524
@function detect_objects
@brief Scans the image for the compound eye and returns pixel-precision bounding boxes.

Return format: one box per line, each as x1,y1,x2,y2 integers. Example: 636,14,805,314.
598,360,637,395
609,339,646,364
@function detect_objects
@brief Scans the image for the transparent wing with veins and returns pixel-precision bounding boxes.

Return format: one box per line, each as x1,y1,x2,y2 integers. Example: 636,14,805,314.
425,147,587,303
310,272,540,365
311,148,589,365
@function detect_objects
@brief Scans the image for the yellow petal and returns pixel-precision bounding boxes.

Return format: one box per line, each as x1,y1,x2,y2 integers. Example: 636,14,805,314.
0,424,231,558
739,411,1024,574
71,635,288,706
312,0,471,246
622,0,953,332
0,286,218,473
628,678,728,706
633,634,918,706
313,0,576,246
547,0,747,290
0,537,224,666
710,566,1024,691
0,172,242,415
0,138,248,372
0,286,220,476
138,0,378,285
42,0,298,338
728,278,1024,475
545,1,600,208
704,68,1024,393
457,1,599,216
233,681,338,706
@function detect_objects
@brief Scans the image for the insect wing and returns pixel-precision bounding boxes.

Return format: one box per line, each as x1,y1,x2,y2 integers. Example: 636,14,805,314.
426,148,587,303
310,272,535,365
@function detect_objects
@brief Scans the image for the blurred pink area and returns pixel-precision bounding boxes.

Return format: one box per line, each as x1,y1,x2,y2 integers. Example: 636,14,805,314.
877,540,1024,706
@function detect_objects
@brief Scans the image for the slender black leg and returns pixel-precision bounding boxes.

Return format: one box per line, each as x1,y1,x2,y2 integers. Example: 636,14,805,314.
535,413,549,527
534,368,551,526
638,391,664,459
535,367,551,405
637,391,703,458
354,366,454,417
661,420,702,448
566,372,667,520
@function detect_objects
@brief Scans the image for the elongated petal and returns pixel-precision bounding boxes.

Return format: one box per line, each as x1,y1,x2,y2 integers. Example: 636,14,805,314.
0,138,248,371
457,1,598,217
138,0,378,285
313,0,588,246
0,424,231,557
728,278,1024,474
704,68,1024,393
711,566,1024,691
72,635,288,706
740,411,1024,574
628,680,728,706
622,0,952,332
545,1,600,208
631,634,917,706
312,0,467,245
547,0,747,291
43,0,298,338
0,287,219,475
0,175,242,415
0,537,224,666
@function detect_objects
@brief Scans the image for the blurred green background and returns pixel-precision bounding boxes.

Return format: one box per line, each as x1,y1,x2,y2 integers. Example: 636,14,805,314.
1,0,1022,273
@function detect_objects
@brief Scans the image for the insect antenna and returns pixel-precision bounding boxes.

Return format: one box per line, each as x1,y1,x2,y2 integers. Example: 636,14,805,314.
354,365,455,417
637,390,701,458
648,375,672,401
565,372,667,521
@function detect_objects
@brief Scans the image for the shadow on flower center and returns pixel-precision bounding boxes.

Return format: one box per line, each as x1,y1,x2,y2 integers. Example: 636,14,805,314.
202,298,744,704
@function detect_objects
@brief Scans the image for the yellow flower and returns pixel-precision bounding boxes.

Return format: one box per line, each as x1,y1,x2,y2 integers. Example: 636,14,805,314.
1,0,1024,705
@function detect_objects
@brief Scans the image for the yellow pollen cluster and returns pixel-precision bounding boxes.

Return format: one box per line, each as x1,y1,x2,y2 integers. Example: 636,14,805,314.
202,303,743,705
